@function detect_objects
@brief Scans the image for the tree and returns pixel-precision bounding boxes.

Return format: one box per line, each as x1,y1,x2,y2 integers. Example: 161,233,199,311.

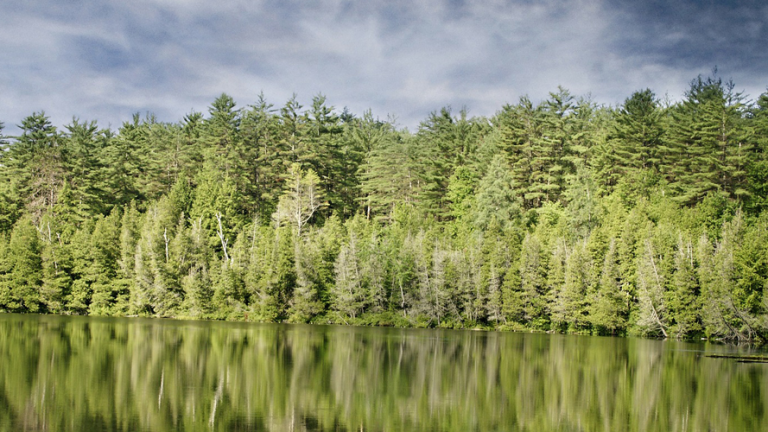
552,239,593,332
668,74,751,205
415,108,484,219
274,163,325,237
600,89,667,194
288,232,325,323
668,235,701,338
589,238,627,334
331,231,366,321
503,232,545,326
472,155,522,231
494,97,546,208
3,113,65,220
746,90,768,214
0,218,43,312
359,129,421,221
0,122,22,232
635,228,673,338
62,118,107,217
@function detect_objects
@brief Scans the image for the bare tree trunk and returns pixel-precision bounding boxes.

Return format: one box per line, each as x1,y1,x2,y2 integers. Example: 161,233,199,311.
215,212,230,263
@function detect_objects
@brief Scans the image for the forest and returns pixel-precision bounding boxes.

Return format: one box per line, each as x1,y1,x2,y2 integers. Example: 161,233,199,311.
1,74,767,342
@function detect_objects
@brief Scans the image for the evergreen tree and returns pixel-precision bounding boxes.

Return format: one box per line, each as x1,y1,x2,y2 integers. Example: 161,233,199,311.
553,239,593,332
668,75,751,205
241,94,282,219
472,155,522,231
289,231,325,323
104,115,146,206
3,113,64,220
589,238,627,334
600,89,667,195
494,97,546,208
746,90,768,214
331,231,366,321
62,118,107,217
668,235,701,338
0,218,43,312
359,129,421,220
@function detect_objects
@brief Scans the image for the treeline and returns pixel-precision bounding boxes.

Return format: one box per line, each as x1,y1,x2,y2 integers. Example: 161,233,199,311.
1,75,767,341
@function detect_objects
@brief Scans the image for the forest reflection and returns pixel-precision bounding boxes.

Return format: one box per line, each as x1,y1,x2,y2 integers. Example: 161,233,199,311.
0,314,766,432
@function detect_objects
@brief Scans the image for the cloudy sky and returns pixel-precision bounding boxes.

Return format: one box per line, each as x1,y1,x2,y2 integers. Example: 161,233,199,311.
2,0,766,135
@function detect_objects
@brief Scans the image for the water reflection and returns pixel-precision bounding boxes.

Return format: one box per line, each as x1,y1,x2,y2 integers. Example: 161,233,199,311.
0,314,766,431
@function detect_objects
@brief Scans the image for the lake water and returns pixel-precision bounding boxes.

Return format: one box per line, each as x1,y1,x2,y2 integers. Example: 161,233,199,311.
0,314,766,432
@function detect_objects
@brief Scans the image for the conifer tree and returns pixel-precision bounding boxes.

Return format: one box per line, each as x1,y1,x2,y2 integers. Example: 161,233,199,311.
589,238,627,334
241,94,282,219
4,113,64,220
332,231,366,321
289,232,325,323
668,235,701,338
359,129,421,220
88,210,124,315
521,232,551,327
601,89,667,194
0,218,43,312
104,115,145,206
473,155,522,231
635,228,673,337
746,90,768,213
494,97,546,208
554,239,593,331
62,118,106,217
668,75,751,205
180,216,213,318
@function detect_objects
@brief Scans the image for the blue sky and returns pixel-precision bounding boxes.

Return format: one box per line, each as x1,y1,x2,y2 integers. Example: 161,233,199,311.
2,0,766,135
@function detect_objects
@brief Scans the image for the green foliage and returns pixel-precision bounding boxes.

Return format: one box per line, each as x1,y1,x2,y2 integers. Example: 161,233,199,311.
473,155,522,231
1,80,768,341
0,218,43,312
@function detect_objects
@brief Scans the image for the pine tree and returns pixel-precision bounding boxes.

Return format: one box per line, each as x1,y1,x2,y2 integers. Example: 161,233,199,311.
493,97,546,208
472,155,522,231
359,129,422,220
0,218,43,312
241,93,282,220
38,215,71,314
635,229,673,338
0,123,22,232
415,108,481,219
668,75,751,205
88,210,124,315
62,118,107,217
589,238,627,334
332,230,366,321
601,89,667,195
555,239,593,332
668,234,701,338
288,232,325,323
104,115,145,206
504,232,548,327
180,216,213,318
746,90,768,214
4,113,65,220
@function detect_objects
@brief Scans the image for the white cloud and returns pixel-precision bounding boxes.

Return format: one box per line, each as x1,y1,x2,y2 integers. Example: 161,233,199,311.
1,0,765,136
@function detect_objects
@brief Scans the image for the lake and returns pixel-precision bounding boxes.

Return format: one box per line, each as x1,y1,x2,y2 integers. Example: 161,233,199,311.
0,314,766,431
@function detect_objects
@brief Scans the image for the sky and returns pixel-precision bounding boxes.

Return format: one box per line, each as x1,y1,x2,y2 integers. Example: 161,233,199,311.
1,0,767,135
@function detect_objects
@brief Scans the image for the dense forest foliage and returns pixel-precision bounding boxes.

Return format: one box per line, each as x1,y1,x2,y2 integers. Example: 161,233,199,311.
1,74,768,342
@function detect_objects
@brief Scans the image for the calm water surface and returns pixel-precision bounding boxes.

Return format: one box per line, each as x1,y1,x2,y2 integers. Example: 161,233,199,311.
0,314,766,432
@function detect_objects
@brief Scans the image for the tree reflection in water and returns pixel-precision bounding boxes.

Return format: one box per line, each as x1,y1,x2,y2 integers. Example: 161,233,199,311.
0,314,765,431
